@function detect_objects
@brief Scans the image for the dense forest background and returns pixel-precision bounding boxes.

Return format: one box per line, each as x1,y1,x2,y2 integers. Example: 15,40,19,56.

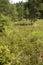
0,0,43,21
0,0,43,65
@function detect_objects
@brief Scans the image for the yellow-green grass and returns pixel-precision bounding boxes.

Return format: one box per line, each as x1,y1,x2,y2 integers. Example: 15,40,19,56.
0,19,43,65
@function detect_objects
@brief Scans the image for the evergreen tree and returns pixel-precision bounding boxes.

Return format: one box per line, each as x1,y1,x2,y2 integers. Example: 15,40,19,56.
25,7,29,20
10,4,18,21
28,0,41,23
18,1,24,20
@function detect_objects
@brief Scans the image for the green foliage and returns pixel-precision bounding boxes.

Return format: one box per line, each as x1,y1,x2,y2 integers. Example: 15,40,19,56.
18,2,24,20
10,4,18,21
0,14,12,37
29,0,41,22
0,0,10,15
0,18,43,65
0,45,10,65
25,7,29,20
0,0,43,65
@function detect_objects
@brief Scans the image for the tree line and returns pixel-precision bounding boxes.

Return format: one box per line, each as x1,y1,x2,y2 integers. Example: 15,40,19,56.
0,0,43,22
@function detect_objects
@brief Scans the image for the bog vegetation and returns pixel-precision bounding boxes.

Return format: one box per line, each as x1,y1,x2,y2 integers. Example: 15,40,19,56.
0,0,43,65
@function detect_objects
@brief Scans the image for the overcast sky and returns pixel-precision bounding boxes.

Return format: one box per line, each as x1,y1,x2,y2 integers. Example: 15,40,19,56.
9,0,27,3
